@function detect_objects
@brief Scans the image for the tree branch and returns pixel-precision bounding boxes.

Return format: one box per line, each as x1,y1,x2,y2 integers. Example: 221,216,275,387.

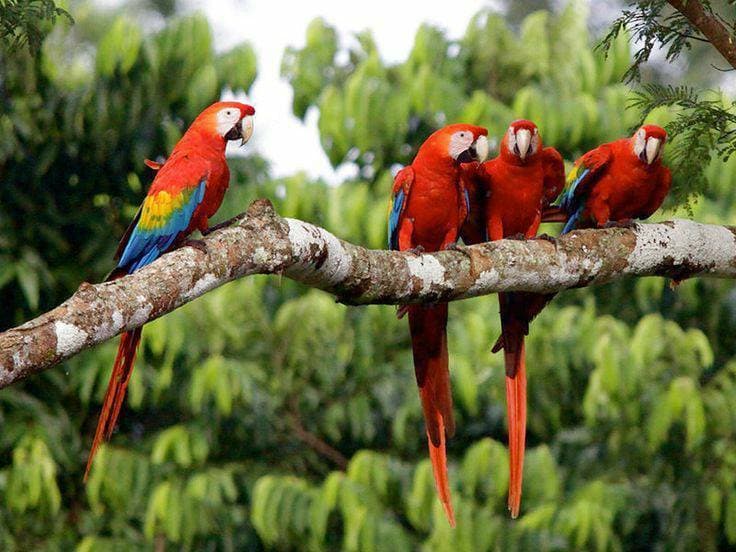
1,198,735,389
286,396,348,470
668,0,736,70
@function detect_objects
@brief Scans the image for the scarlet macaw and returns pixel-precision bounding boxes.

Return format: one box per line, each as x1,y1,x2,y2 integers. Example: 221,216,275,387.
84,101,255,479
470,120,564,518
389,124,489,525
557,124,671,231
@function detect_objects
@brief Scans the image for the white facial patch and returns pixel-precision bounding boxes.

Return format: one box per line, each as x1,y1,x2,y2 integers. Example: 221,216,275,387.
506,126,517,155
633,128,646,159
216,107,242,137
449,131,475,160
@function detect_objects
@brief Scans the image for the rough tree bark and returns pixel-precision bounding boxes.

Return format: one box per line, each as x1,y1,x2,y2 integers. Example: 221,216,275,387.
0,198,735,390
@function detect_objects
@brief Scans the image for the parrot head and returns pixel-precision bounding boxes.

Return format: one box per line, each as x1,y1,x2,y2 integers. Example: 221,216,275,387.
190,101,256,146
501,119,541,163
418,124,489,166
632,124,667,165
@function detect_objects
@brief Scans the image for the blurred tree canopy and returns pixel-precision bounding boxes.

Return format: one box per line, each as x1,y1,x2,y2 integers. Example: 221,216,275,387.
1,1,736,550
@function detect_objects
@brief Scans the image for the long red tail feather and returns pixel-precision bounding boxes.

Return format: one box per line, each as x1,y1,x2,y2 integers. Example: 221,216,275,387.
408,303,456,526
498,292,528,518
84,327,143,481
504,343,526,518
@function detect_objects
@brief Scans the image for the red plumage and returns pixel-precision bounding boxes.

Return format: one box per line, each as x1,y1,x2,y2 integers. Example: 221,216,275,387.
506,125,672,342
459,162,487,245
566,133,671,228
85,326,141,480
472,120,565,518
389,124,488,526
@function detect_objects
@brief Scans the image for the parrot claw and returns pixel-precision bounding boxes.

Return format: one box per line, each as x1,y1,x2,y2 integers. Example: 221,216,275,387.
396,305,409,319
445,242,466,252
445,242,474,261
405,245,425,256
507,233,527,241
603,219,637,229
202,214,246,236
535,233,558,245
183,239,208,255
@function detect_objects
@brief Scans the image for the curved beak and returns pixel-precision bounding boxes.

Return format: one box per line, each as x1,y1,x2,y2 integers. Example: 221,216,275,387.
514,129,531,160
457,135,489,163
240,115,254,146
224,115,255,146
644,137,661,165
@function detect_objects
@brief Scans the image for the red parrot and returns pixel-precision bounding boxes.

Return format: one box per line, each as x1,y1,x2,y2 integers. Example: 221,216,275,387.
557,124,671,232
473,120,564,518
389,124,489,525
84,101,255,480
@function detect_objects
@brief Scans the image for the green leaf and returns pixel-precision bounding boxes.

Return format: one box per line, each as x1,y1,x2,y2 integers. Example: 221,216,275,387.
727,489,736,544
96,17,142,77
15,261,39,310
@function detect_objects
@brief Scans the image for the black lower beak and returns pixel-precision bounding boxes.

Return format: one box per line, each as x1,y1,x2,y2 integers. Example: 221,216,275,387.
457,145,478,163
224,120,243,142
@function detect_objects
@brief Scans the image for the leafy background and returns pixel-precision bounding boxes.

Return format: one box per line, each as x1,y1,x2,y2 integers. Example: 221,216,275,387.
1,0,736,550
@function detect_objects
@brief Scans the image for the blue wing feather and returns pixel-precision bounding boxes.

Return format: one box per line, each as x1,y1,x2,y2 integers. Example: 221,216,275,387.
562,204,585,234
117,178,207,273
557,145,612,233
559,167,589,216
388,188,405,251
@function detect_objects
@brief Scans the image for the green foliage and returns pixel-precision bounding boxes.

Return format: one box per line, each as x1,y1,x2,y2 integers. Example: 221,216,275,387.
2,1,736,550
282,18,338,119
5,436,61,516
0,0,72,52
